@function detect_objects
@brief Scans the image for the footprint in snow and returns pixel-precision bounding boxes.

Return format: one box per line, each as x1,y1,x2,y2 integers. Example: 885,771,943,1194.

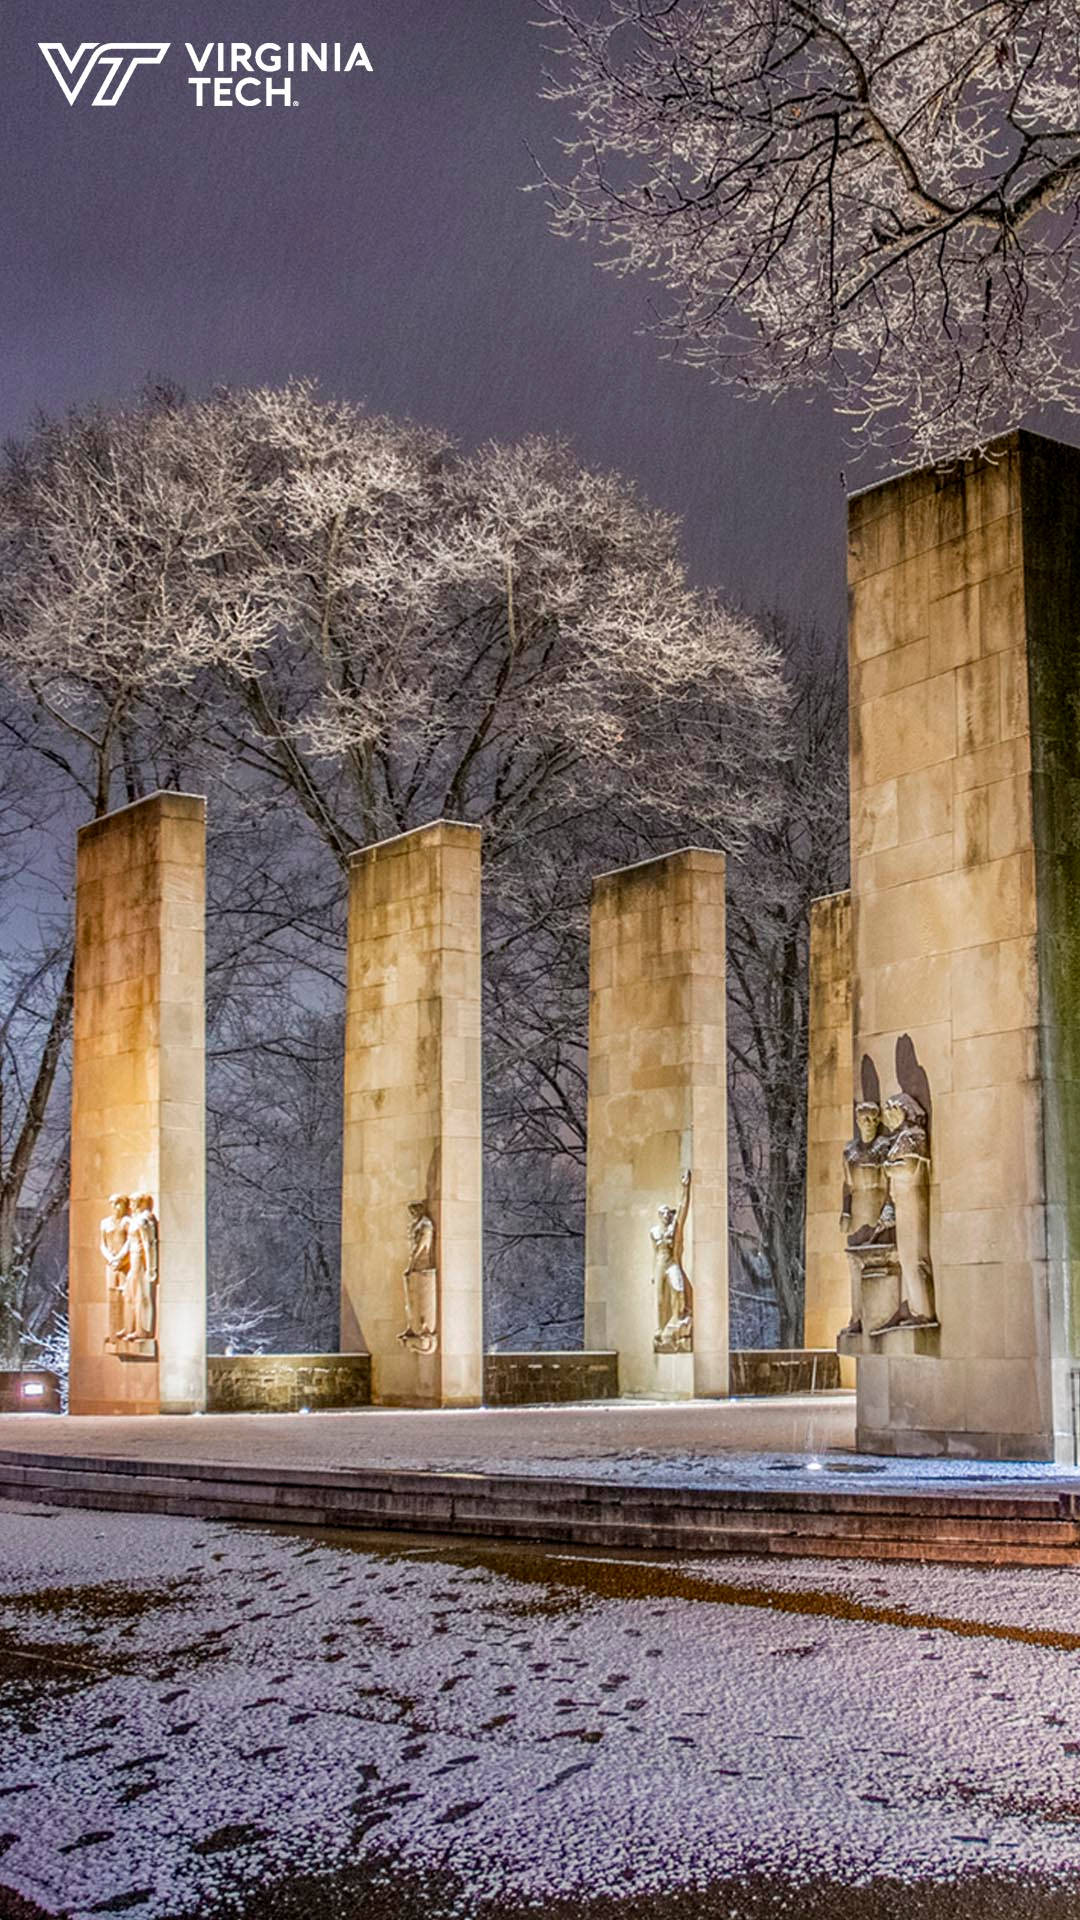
193,1823,268,1854
541,1762,593,1792
436,1800,484,1824
118,1782,157,1806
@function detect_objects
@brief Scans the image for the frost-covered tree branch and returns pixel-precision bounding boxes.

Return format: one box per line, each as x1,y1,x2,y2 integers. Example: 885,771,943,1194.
538,0,1080,457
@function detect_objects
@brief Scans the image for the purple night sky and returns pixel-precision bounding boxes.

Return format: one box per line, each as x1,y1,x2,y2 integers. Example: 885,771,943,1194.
3,1,854,629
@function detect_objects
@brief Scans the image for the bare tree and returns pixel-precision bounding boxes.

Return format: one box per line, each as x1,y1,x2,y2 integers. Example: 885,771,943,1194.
0,736,72,1366
726,620,849,1345
207,1001,344,1354
539,0,1080,457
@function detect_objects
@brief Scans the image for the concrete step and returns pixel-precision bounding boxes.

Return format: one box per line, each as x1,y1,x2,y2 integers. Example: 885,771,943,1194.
1,1449,1079,1565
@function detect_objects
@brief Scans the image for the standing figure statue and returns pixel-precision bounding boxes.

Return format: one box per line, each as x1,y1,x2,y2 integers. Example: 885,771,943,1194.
124,1193,159,1343
838,1103,892,1337
652,1169,693,1354
871,1092,936,1333
102,1191,159,1356
100,1194,132,1347
399,1202,438,1354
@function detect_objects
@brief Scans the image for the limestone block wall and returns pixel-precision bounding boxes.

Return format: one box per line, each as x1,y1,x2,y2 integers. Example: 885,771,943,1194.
848,431,1080,1459
340,821,483,1407
584,849,729,1398
69,794,206,1416
206,1353,371,1413
729,1350,842,1396
803,891,855,1385
482,1351,619,1407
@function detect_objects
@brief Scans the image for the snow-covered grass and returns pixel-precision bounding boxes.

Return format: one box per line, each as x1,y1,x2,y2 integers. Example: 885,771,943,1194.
3,1506,1080,1917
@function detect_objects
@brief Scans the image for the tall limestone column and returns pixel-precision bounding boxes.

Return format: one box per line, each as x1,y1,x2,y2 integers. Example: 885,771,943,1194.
847,430,1080,1459
340,821,483,1407
69,793,206,1416
803,890,855,1386
584,849,728,1398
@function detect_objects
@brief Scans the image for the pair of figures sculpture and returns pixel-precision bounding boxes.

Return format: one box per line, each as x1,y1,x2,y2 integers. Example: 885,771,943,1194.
839,1090,936,1340
651,1169,693,1353
100,1192,159,1357
399,1202,437,1354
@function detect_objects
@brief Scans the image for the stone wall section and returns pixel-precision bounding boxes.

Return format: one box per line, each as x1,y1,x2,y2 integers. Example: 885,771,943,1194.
483,1351,619,1406
207,1353,371,1413
68,794,206,1416
848,433,1079,1458
584,849,728,1398
803,890,855,1385
340,821,483,1407
729,1350,842,1396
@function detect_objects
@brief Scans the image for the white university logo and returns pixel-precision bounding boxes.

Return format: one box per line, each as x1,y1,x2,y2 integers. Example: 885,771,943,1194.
39,42,171,106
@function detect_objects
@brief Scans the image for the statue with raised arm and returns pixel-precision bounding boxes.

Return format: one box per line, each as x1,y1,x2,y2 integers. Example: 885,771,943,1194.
399,1201,437,1354
652,1169,693,1354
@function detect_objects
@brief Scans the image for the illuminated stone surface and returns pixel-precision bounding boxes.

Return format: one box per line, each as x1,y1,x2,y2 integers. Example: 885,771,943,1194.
483,1350,619,1405
68,793,206,1416
584,849,729,1397
803,890,855,1385
206,1352,371,1413
340,820,483,1407
848,432,1080,1459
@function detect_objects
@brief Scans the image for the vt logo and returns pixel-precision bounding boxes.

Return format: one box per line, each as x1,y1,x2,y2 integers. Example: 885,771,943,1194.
39,42,170,106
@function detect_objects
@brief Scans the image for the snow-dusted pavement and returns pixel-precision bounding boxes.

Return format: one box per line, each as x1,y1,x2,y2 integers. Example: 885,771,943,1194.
4,1395,1080,1500
0,1396,859,1481
3,1504,1080,1919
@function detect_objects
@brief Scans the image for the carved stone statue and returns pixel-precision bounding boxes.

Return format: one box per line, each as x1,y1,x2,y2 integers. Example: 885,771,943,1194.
871,1091,936,1333
103,1192,159,1358
838,1103,892,1337
399,1202,437,1355
126,1194,159,1342
837,1082,937,1348
652,1169,693,1354
101,1194,131,1347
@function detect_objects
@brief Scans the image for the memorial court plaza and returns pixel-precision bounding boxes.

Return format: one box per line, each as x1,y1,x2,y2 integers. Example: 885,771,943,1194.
8,437,1080,1920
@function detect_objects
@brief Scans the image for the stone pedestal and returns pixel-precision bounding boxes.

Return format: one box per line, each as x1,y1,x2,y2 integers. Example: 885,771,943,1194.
803,891,855,1386
68,794,206,1416
847,430,1080,1460
584,849,728,1398
340,821,483,1407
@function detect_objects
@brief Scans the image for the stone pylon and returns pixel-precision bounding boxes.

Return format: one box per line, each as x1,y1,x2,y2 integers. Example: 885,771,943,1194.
584,849,728,1399
68,793,206,1415
803,890,855,1386
847,431,1080,1459
340,821,483,1407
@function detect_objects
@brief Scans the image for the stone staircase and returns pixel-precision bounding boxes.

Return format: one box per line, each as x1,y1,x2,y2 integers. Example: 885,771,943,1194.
1,1446,1079,1565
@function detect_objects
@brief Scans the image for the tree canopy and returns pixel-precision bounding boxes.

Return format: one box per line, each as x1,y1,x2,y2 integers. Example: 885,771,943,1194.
540,0,1080,458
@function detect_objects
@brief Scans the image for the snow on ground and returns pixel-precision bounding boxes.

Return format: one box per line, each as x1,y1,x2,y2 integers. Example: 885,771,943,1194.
3,1507,1080,1916
471,1449,1080,1491
3,1398,1078,1496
